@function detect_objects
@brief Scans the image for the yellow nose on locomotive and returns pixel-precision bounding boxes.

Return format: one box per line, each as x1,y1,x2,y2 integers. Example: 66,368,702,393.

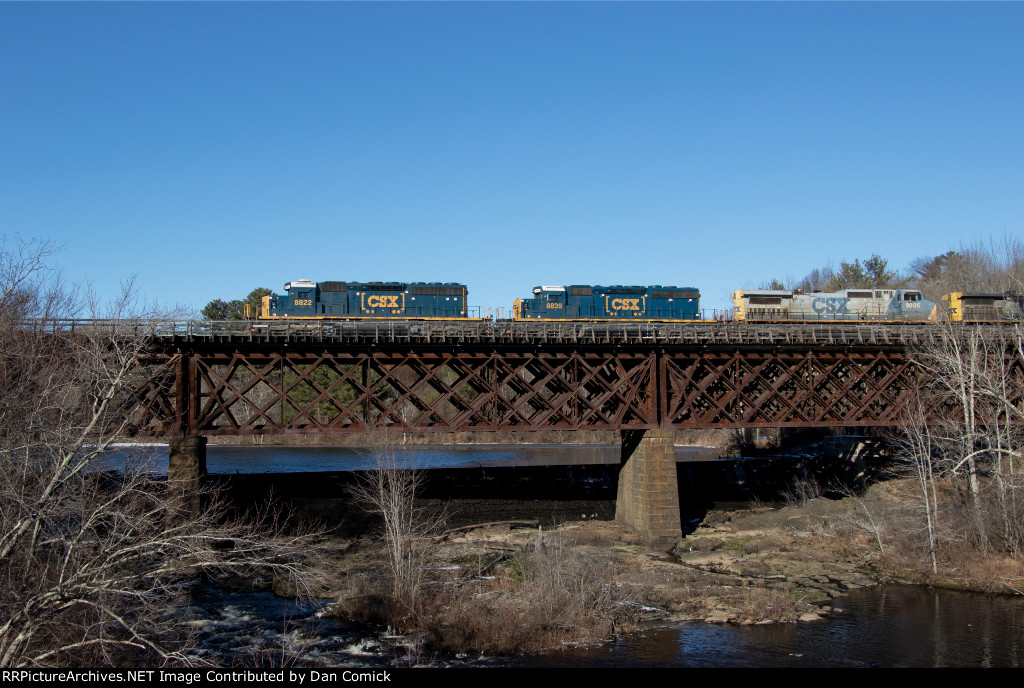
730,290,747,321
942,293,963,321
512,298,525,320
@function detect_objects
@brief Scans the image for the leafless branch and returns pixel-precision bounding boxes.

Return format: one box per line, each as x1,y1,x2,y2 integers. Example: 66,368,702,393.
0,238,327,667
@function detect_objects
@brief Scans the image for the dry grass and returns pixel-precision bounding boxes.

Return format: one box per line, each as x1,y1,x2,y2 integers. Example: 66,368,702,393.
419,535,632,655
736,585,804,623
332,532,634,656
861,476,1024,592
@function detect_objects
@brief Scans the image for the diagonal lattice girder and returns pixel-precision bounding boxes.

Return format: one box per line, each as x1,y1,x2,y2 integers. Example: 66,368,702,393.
133,346,659,435
124,356,179,435
661,349,924,428
132,343,966,436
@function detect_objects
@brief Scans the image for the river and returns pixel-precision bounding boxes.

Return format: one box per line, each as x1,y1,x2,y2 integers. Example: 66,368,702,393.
113,443,1024,667
107,442,731,474
185,583,1024,668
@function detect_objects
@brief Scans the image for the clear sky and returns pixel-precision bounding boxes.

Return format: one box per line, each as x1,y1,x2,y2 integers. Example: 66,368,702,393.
2,2,1022,317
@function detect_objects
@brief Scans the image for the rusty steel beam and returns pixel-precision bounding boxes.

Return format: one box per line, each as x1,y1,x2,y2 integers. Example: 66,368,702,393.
131,342,981,436
659,349,925,428
134,346,660,436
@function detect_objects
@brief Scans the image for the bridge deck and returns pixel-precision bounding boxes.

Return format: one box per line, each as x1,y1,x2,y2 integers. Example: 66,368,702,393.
164,320,954,347
30,319,1017,437
44,319,974,347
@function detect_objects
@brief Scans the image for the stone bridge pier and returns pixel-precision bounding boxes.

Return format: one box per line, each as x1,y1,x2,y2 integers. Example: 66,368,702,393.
615,429,681,547
168,436,207,517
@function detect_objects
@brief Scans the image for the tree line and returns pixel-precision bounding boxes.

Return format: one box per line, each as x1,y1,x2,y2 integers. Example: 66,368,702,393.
762,237,1024,302
787,238,1024,584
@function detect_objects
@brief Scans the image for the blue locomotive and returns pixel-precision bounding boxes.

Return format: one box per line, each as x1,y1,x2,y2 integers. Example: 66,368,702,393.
261,280,472,319
513,285,701,321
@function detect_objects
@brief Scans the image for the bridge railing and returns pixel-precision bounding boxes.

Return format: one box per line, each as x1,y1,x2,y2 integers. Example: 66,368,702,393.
23,318,1010,347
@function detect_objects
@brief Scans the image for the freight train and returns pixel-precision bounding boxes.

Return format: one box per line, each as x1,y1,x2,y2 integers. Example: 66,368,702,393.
730,288,1024,322
257,278,1022,324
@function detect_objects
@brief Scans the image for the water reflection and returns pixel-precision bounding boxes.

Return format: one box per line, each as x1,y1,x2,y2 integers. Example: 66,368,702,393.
102,443,635,475
184,585,1024,667
525,586,1024,667
110,444,1024,666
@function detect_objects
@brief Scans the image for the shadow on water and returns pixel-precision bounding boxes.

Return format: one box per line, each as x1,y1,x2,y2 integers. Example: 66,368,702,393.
101,442,887,535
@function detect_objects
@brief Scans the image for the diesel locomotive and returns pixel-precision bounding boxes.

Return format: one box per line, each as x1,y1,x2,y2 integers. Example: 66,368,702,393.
943,292,1024,322
253,277,1022,325
260,280,475,319
512,285,701,321
731,288,937,322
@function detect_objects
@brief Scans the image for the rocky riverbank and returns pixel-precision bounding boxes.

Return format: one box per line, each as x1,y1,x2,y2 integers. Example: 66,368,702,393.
207,474,1024,660
313,484,896,655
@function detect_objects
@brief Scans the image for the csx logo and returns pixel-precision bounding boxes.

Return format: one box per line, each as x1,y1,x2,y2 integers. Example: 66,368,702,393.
811,297,849,314
366,295,402,308
610,298,641,311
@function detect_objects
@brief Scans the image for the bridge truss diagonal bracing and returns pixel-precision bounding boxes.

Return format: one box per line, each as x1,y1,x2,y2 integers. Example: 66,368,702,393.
135,346,661,436
130,341,937,437
658,350,922,428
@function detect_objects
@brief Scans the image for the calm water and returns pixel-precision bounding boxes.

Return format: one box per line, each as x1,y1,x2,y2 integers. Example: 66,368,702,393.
105,443,729,474
524,585,1024,667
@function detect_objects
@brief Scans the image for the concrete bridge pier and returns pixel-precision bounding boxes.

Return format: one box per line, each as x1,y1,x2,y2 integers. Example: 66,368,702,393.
168,436,207,517
615,429,681,548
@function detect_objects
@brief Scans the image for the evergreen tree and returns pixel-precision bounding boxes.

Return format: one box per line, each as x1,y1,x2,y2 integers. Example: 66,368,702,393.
202,287,272,320
245,288,272,318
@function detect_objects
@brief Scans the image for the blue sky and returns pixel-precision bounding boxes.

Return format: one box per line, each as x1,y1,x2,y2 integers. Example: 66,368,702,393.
2,2,1022,317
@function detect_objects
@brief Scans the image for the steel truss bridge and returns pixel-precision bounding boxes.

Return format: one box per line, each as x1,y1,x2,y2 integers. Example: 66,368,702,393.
118,319,979,438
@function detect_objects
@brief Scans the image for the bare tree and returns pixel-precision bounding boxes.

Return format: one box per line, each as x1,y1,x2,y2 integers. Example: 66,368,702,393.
888,399,942,573
912,235,1024,300
349,429,443,611
897,317,1024,571
0,237,325,667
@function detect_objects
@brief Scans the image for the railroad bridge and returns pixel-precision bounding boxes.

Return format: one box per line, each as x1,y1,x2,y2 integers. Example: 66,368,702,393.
132,320,965,543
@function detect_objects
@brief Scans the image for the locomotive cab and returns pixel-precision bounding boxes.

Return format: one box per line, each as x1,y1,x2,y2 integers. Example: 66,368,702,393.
265,279,320,317
895,289,937,320
516,286,567,319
